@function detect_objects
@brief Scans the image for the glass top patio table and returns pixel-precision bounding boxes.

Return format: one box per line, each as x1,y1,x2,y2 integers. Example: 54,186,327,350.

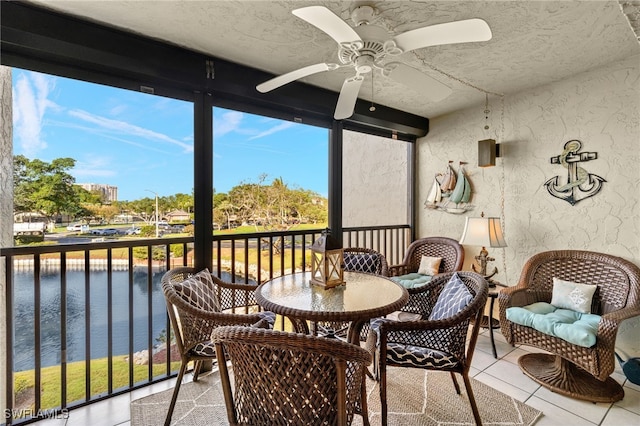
255,271,409,344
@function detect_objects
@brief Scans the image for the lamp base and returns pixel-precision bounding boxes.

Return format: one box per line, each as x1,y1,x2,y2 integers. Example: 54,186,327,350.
471,246,498,282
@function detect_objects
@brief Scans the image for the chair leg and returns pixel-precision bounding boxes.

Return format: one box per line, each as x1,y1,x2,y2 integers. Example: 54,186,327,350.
449,371,461,394
165,362,188,426
461,373,482,426
380,362,388,426
193,360,202,381
360,374,371,426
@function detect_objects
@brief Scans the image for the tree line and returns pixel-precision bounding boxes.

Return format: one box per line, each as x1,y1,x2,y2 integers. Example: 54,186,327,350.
13,156,327,229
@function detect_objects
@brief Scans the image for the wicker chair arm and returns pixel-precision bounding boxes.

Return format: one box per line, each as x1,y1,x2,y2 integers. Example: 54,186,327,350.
388,264,409,277
498,286,549,308
599,305,640,331
211,275,259,291
183,304,265,325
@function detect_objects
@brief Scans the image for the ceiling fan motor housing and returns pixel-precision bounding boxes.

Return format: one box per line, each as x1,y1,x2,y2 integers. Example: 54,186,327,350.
339,24,389,67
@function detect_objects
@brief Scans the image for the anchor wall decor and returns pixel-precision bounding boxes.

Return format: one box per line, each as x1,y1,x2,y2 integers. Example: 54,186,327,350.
544,140,606,206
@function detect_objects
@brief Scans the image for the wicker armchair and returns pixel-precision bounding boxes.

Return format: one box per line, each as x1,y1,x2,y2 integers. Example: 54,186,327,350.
498,250,640,403
161,267,274,426
213,326,372,426
389,237,464,316
366,271,488,426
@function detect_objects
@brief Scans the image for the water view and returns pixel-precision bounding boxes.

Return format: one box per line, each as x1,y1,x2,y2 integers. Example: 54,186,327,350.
12,269,243,372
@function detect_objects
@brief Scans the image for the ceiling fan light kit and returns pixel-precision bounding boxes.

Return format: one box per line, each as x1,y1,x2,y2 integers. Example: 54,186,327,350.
257,5,492,120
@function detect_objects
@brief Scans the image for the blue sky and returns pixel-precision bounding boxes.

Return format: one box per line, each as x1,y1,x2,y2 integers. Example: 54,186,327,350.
12,69,328,201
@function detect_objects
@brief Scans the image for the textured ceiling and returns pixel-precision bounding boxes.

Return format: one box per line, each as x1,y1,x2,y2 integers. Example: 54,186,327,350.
25,0,640,119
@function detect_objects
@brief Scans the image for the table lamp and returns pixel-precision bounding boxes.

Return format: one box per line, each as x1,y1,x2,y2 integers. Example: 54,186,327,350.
459,212,507,284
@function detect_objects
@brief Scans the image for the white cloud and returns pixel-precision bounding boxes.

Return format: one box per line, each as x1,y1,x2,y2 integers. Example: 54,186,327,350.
214,110,243,137
109,104,128,117
248,121,296,140
12,71,58,156
68,109,193,152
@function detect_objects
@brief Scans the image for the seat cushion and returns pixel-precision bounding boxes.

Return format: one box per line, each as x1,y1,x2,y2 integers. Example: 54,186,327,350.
191,341,216,357
343,252,381,274
429,272,472,320
506,302,601,348
253,311,277,329
369,319,460,369
173,268,221,312
390,273,433,289
386,342,460,369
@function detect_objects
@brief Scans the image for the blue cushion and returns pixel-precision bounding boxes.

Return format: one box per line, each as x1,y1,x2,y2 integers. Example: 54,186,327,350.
506,302,601,348
390,273,433,289
429,273,472,320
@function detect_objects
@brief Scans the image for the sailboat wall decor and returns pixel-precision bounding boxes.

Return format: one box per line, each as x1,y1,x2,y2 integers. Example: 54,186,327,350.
424,161,474,214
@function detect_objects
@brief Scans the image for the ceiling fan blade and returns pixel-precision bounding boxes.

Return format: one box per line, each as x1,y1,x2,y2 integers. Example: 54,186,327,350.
392,18,492,53
383,63,452,102
256,63,336,93
334,76,364,120
293,6,362,46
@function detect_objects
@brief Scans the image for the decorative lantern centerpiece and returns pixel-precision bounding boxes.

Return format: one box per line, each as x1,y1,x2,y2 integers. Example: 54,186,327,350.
310,229,344,289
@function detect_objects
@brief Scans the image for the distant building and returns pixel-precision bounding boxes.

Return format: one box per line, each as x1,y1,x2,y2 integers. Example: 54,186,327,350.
77,183,118,202
164,209,191,222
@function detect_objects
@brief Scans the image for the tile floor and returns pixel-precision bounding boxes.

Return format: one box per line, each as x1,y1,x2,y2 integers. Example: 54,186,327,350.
25,328,640,426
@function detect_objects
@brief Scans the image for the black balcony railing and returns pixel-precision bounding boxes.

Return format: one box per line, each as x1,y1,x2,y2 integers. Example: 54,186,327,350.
0,225,410,424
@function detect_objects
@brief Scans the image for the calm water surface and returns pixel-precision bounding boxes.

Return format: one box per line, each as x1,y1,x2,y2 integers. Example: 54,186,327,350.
12,269,242,372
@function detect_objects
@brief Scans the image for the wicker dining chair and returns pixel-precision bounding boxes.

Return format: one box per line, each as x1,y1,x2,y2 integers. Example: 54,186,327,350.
498,250,640,403
366,271,488,426
213,326,372,426
388,237,464,317
313,247,390,339
161,267,274,426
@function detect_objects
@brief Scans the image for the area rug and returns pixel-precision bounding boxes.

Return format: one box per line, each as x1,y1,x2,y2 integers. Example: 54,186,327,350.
131,367,542,425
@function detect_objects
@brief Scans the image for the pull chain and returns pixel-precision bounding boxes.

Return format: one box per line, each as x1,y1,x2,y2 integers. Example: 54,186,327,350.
369,73,376,112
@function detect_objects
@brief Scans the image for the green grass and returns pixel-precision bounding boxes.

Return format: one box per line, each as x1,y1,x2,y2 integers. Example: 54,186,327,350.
14,355,182,411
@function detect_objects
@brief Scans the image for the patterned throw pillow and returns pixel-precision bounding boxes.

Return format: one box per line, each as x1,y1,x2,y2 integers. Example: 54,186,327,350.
418,255,442,276
429,273,472,320
343,253,381,274
173,268,221,312
551,277,597,314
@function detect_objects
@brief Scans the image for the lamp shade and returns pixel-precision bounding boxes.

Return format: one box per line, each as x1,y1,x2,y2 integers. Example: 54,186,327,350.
459,216,507,248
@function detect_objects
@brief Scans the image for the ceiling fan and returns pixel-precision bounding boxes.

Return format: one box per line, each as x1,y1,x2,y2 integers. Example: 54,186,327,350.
256,5,492,120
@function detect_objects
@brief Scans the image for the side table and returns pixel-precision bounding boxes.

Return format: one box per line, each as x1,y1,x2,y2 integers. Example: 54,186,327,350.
480,281,507,358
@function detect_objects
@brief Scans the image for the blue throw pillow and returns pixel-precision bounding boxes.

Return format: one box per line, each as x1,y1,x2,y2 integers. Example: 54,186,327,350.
429,273,472,320
343,253,380,274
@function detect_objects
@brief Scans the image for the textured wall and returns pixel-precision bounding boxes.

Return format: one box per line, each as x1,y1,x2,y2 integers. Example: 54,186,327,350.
0,65,12,419
417,55,640,354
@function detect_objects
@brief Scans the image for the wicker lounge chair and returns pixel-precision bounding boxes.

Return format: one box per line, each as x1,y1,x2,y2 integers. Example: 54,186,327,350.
388,237,464,316
367,271,488,425
213,326,372,426
161,267,274,426
498,250,640,402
